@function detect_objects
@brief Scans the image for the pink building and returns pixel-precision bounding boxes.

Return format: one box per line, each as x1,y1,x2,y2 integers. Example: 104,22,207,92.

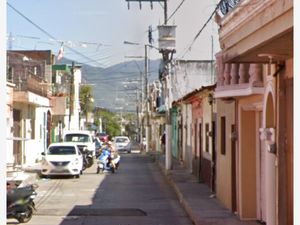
214,0,293,224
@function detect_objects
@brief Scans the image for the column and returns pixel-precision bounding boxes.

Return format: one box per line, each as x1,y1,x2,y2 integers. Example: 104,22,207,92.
216,54,224,87
249,64,263,86
238,63,250,84
230,63,239,85
224,63,231,85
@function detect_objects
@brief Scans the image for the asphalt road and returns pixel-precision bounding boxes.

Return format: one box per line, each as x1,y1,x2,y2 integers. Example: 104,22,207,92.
8,153,193,225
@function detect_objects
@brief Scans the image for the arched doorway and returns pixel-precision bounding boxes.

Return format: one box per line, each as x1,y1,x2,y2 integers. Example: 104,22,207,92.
264,92,276,225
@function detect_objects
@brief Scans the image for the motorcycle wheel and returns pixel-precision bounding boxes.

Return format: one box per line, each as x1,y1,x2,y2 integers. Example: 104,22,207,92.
17,206,33,223
87,158,93,168
97,166,104,174
111,166,115,174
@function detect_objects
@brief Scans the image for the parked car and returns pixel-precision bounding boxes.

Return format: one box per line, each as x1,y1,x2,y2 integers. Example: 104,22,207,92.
113,136,131,153
63,130,96,157
41,142,83,178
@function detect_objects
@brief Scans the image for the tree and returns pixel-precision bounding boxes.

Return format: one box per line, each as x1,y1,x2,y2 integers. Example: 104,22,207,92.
94,107,120,138
79,85,94,129
123,112,137,139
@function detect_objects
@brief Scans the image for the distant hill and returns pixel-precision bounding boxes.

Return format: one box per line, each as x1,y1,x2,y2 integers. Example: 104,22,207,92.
57,58,161,112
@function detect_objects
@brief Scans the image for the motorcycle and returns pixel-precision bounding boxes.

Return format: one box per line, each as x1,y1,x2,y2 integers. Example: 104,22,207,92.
7,183,37,223
81,147,94,170
96,148,120,174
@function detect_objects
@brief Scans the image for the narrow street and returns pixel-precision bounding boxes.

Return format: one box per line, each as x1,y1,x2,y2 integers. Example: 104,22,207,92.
8,153,193,225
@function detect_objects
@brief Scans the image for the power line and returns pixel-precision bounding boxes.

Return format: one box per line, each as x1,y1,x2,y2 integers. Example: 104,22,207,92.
167,0,186,23
178,1,221,59
7,2,106,67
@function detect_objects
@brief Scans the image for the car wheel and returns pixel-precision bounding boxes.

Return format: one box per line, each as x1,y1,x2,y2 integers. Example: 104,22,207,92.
75,174,80,179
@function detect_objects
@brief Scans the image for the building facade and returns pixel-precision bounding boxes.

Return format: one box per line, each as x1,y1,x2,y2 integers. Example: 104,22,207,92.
214,0,293,224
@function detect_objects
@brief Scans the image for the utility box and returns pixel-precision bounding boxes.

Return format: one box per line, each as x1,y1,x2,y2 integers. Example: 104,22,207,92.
157,25,176,50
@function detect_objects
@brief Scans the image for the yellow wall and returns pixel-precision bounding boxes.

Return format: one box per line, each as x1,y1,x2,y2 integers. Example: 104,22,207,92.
216,99,235,210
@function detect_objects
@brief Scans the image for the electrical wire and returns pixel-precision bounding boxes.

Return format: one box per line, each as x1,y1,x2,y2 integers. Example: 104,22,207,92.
167,0,186,23
178,0,222,59
7,2,107,67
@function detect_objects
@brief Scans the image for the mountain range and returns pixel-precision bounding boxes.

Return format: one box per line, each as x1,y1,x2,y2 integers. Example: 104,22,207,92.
58,58,161,112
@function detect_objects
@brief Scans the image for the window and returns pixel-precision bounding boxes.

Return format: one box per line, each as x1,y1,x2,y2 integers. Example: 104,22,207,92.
48,146,76,155
7,66,14,82
221,116,226,155
199,123,202,153
194,123,197,156
205,123,209,152
65,134,90,143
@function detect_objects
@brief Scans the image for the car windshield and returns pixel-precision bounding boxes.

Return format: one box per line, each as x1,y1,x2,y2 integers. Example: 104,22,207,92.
64,134,90,143
47,146,76,155
115,138,129,143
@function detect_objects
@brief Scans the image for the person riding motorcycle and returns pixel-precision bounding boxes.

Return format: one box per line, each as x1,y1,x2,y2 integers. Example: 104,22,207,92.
106,141,119,169
99,141,120,169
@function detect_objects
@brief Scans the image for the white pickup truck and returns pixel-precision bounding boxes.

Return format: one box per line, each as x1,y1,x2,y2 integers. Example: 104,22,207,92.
63,130,96,157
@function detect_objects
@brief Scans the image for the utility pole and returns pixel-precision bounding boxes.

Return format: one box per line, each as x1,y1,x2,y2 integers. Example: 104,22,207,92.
126,0,168,25
144,44,150,152
157,23,176,170
68,61,74,130
125,0,171,159
211,35,214,84
136,89,140,142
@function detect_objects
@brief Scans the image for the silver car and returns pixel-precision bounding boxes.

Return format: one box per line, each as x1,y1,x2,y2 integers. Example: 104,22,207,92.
113,136,131,153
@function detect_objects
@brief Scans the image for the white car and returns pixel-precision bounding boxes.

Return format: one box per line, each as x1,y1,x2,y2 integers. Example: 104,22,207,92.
41,142,83,178
63,130,96,157
113,136,131,153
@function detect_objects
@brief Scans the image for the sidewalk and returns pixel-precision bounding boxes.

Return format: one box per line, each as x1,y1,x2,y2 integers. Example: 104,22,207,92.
152,153,261,225
7,163,41,187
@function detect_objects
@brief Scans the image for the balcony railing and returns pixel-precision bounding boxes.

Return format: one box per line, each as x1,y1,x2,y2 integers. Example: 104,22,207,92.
215,54,264,98
218,0,241,16
52,83,69,97
14,75,51,97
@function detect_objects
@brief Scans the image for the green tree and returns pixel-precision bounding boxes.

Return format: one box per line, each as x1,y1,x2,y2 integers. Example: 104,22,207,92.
79,85,94,127
94,107,120,138
123,112,137,139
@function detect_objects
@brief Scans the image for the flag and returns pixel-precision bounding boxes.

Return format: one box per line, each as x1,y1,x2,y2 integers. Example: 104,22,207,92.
57,43,64,61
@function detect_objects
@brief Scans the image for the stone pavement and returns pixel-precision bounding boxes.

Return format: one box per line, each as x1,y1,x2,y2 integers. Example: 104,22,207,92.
152,152,261,225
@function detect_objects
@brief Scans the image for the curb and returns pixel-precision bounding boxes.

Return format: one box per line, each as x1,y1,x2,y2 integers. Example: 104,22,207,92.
156,158,198,225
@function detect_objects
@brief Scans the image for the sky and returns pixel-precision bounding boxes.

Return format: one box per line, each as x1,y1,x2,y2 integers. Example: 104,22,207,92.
7,0,220,68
